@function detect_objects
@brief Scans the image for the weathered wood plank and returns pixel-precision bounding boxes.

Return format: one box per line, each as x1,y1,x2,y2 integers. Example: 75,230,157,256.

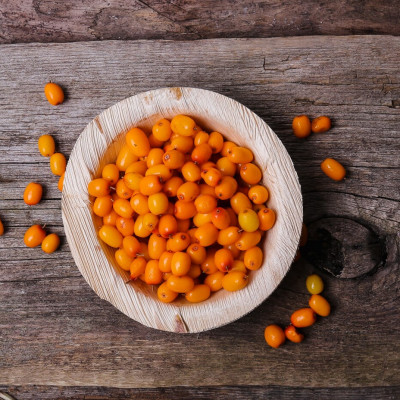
1,0,400,44
0,37,399,389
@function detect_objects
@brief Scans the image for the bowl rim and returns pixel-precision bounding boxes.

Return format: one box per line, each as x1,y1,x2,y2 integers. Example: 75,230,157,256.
61,87,303,333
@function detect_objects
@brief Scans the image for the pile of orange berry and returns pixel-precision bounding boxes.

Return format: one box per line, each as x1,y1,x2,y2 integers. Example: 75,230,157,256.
265,272,331,348
22,82,66,253
88,115,276,303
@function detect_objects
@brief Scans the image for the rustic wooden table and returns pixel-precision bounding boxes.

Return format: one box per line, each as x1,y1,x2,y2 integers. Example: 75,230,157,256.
0,3,399,400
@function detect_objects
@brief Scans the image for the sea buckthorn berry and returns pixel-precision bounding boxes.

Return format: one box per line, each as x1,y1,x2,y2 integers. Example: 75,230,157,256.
159,251,174,272
88,178,110,197
177,182,200,202
103,209,118,226
143,213,159,231
186,243,207,265
126,127,150,157
215,248,234,272
186,284,211,303
102,164,119,185
204,271,225,291
0,218,3,236
238,209,260,232
291,308,317,328
171,252,191,276
244,247,263,270
187,264,202,279
231,260,247,273
148,192,169,215
224,243,241,258
215,176,238,200
165,202,175,216
117,145,139,172
306,274,324,294
194,131,209,146
126,160,147,175
163,176,184,197
134,215,152,238
202,167,222,187
216,157,236,176
194,194,217,214
167,275,195,293
148,133,165,148
292,115,311,138
99,225,123,248
93,195,113,217
211,207,230,230
311,116,331,133
113,198,134,218
41,233,60,254
50,153,66,176
191,143,213,164
171,115,196,136
208,131,224,153
115,248,134,271
174,200,197,220
258,208,276,231
194,222,219,247
309,294,331,316
222,271,248,291
130,257,147,279
167,232,191,252
158,214,178,238
145,260,163,285
171,135,194,153
123,172,143,191
152,118,172,141
227,146,253,164
217,226,241,246
240,163,262,185
226,208,238,226
44,82,64,105
122,235,141,257
264,325,286,348
116,216,135,237
248,185,269,204
139,242,150,261
177,218,190,232
163,272,173,281
157,281,178,303
181,161,201,182
200,161,217,171
193,213,212,227
139,175,163,196
189,228,199,243
199,183,217,197
321,158,346,181
38,134,55,157
221,141,236,157
285,325,304,343
24,182,43,205
146,148,165,168
58,172,65,192
24,225,46,248
201,250,218,274
130,193,150,215
235,231,262,251
163,149,185,169
116,179,134,199
300,223,308,247
148,233,167,260
230,192,252,214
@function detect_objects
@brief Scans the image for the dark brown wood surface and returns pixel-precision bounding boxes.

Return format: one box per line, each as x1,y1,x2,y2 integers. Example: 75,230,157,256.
1,0,400,44
0,36,399,399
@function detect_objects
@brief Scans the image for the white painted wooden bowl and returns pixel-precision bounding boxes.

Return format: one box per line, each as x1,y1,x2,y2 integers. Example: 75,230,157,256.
61,87,302,333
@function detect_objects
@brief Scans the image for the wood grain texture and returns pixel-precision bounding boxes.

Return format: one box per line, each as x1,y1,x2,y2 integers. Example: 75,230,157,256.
0,37,399,391
62,87,302,333
1,0,400,44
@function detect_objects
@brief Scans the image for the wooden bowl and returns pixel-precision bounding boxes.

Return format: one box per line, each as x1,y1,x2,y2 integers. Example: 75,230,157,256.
62,87,302,333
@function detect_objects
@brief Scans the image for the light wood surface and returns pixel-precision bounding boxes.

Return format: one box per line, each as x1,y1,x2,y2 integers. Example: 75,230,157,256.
0,36,399,396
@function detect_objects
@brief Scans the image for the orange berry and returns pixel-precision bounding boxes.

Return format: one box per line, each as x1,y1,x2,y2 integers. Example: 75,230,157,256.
321,158,346,181
125,160,147,175
115,248,135,271
163,149,185,169
292,115,311,138
309,294,331,316
227,146,253,164
163,176,184,197
311,116,331,133
167,232,191,252
171,252,191,276
248,185,269,204
208,131,224,153
139,175,163,196
58,173,65,192
103,209,118,226
102,164,120,185
41,233,60,254
115,178,134,199
116,145,138,171
201,249,218,274
158,214,178,238
217,226,241,246
284,325,304,343
191,143,213,164
194,222,219,247
88,178,110,197
146,148,164,168
216,156,236,176
199,183,217,197
231,260,247,273
143,213,159,231
177,182,200,202
98,225,123,248
44,82,64,106
215,176,238,200
157,281,178,303
193,213,212,227
130,257,147,279
204,271,225,291
214,248,234,272
0,218,3,236
222,271,248,291
226,207,238,226
201,167,222,187
23,182,43,205
230,192,252,214
171,115,196,136
122,235,141,257
126,127,150,157
186,243,207,264
238,209,260,232
113,198,134,218
194,131,209,146
130,193,150,215
171,135,194,153
224,243,241,258
264,325,286,348
187,264,202,279
93,195,113,217
148,133,165,148
240,163,262,185
145,259,163,284
181,161,201,182
194,194,217,214
50,153,66,176
167,275,195,293
159,251,174,272
148,192,169,215
235,231,262,251
148,233,167,260
221,141,236,157
134,215,152,238
24,225,46,248
290,308,317,328
38,134,55,157
174,200,197,220
152,118,172,141
258,207,276,231
244,246,263,270
186,284,211,303
116,216,135,237
210,207,230,230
